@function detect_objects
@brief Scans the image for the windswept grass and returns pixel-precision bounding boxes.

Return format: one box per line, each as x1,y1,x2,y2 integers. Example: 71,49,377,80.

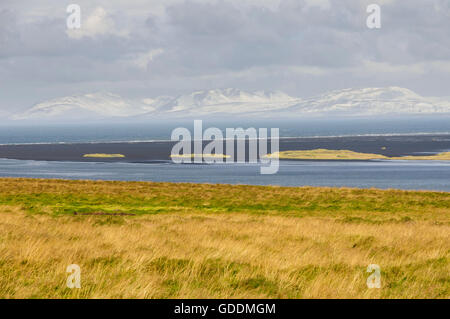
0,178,448,298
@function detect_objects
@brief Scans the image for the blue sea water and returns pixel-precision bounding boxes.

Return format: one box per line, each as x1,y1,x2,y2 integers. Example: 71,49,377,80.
0,117,449,191
0,159,449,191
1,117,450,144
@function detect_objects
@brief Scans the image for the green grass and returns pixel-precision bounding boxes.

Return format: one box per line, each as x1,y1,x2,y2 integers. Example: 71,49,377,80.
0,178,448,299
0,179,447,223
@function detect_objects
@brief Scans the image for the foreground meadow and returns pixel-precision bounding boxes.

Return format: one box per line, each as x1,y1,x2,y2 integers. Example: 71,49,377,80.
0,178,448,298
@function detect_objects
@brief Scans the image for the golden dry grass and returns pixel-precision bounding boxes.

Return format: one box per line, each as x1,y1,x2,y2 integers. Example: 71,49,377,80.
268,149,450,160
83,154,125,158
267,149,388,160
391,152,450,160
0,178,448,299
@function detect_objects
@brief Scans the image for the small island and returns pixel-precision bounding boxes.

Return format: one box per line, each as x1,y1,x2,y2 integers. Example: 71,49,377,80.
265,149,450,160
170,153,231,159
83,153,126,158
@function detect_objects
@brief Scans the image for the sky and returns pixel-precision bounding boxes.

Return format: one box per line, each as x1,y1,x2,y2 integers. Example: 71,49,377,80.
0,0,449,112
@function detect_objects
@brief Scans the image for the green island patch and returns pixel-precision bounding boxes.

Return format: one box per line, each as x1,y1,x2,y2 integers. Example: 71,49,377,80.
265,149,450,160
83,153,125,158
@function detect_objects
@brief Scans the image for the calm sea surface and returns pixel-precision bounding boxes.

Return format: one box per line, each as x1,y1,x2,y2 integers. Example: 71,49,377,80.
0,159,449,191
1,117,450,144
1,118,449,191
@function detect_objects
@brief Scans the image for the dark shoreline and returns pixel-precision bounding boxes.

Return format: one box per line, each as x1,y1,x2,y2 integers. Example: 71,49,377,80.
0,134,449,162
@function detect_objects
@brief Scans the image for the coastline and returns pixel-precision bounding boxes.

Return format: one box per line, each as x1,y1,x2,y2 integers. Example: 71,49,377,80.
0,134,449,162
0,176,448,193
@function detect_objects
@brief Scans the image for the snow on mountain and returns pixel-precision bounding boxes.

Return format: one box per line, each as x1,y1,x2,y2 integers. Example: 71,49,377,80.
155,88,299,116
10,87,450,121
11,92,153,121
286,87,450,116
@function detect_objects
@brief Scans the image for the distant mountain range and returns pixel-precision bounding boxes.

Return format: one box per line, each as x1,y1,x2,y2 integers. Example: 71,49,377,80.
10,87,450,122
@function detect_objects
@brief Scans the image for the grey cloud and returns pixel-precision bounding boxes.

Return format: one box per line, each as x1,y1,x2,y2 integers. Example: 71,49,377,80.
0,0,449,111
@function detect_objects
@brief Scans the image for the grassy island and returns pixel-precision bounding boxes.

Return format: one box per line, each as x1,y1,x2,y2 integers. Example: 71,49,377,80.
266,149,450,160
83,153,125,158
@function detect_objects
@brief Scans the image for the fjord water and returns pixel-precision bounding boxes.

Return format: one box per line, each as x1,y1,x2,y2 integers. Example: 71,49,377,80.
0,117,449,191
1,117,450,144
0,159,449,191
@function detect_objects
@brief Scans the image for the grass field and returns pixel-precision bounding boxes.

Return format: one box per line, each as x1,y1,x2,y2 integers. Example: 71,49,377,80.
0,178,448,298
267,149,450,160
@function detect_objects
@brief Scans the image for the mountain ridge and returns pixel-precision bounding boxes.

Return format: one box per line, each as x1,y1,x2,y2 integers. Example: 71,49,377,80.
10,87,450,122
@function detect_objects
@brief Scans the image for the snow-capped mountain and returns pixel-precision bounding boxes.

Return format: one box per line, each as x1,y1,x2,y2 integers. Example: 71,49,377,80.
151,88,299,116
11,92,154,121
285,87,450,116
10,87,450,122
